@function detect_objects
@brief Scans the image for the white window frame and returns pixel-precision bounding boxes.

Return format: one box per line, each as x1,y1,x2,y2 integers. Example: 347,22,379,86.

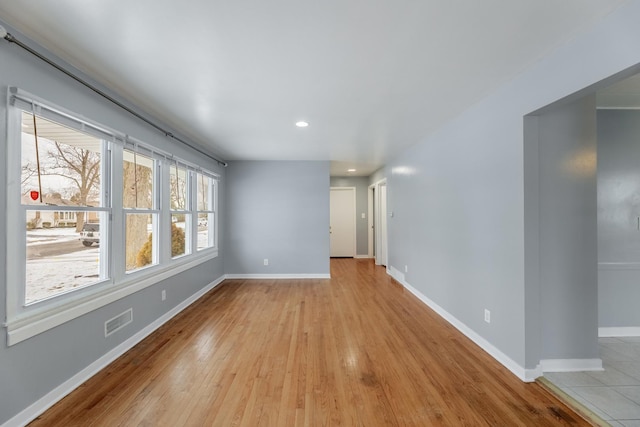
122,143,161,273
4,88,220,346
194,171,218,252
168,161,192,259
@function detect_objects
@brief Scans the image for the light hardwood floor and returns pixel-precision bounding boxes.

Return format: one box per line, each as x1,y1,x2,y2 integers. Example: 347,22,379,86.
30,259,590,426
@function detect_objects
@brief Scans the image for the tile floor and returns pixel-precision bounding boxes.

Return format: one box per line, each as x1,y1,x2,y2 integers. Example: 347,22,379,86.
545,337,640,426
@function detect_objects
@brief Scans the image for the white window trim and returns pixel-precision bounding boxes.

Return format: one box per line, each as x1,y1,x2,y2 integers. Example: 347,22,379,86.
195,172,218,251
168,162,193,259
5,88,220,346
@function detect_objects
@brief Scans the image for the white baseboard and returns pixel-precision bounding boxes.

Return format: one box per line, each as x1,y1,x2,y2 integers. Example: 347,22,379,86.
224,273,330,279
540,359,603,373
2,275,226,427
354,255,373,259
387,267,537,382
599,327,640,337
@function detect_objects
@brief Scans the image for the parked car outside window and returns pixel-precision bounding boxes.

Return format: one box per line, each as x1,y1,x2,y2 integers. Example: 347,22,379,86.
79,223,100,246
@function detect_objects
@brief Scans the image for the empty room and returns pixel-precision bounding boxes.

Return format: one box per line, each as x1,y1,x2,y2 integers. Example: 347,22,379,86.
3,1,640,426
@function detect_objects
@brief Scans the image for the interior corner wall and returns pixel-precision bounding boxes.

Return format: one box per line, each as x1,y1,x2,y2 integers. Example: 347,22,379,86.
224,161,330,275
536,95,599,361
0,23,225,426
597,109,640,329
330,176,369,256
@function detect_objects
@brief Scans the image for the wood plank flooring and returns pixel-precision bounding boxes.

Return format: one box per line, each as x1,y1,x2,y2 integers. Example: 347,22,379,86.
30,259,589,426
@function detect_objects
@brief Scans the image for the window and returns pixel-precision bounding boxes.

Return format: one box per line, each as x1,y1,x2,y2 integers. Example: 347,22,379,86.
196,172,217,251
19,111,109,304
123,148,158,272
169,163,190,258
6,88,220,346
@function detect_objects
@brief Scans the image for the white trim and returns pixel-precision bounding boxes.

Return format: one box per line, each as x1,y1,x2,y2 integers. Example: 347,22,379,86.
374,179,388,266
354,255,373,259
387,267,536,382
525,365,544,382
6,251,218,346
224,274,330,280
539,359,603,373
367,184,374,258
1,275,225,427
599,327,640,337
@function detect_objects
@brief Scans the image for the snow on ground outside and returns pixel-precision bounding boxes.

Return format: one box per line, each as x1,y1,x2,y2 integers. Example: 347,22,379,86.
26,246,100,303
27,227,80,245
25,225,210,303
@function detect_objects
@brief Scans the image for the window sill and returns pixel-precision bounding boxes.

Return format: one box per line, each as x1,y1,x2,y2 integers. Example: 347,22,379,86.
5,249,218,346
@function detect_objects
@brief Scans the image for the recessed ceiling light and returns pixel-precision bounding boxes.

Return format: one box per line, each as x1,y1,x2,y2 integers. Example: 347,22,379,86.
347,169,356,172
295,121,309,128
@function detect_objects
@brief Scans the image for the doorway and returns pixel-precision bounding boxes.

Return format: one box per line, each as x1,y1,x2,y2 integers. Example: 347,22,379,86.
330,187,356,257
377,181,388,267
368,179,388,267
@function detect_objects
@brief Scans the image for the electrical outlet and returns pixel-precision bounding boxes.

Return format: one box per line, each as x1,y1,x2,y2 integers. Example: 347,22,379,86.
404,265,408,273
484,309,491,324
161,290,166,301
264,258,269,266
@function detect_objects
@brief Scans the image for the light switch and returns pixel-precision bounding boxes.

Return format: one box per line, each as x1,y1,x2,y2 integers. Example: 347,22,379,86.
361,213,365,219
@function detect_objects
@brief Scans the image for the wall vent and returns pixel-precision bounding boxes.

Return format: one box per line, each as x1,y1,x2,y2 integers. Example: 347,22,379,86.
105,308,133,337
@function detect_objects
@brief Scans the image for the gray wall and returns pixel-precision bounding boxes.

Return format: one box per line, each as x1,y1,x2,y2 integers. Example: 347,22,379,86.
535,96,599,361
0,23,226,425
598,109,640,328
330,176,369,256
225,161,330,275
382,2,640,373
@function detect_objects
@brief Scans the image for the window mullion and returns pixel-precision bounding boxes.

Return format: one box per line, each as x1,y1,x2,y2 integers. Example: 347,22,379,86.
111,144,125,281
160,160,171,264
188,170,196,254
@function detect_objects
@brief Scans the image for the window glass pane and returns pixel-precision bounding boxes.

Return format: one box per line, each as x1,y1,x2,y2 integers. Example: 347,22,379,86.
170,165,187,210
21,112,103,211
25,210,104,304
171,214,187,258
123,150,154,209
125,213,156,271
197,212,213,250
197,173,210,210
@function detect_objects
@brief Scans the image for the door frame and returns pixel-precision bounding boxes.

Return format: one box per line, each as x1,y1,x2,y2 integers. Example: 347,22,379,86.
330,187,357,257
373,179,387,266
368,184,375,258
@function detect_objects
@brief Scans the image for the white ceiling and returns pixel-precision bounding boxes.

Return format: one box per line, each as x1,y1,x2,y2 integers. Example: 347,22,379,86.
0,1,629,176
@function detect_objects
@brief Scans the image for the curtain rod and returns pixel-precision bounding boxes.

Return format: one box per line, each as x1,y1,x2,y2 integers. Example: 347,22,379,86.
0,25,228,167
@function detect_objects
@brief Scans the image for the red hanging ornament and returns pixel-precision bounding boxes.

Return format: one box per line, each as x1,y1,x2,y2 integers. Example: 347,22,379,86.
30,190,39,201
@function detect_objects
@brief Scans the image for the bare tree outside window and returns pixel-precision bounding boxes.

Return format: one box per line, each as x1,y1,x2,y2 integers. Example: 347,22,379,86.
21,113,102,231
47,142,100,231
20,112,106,303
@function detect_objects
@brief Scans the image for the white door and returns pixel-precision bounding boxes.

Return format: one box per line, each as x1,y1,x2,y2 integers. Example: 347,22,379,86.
330,187,356,257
